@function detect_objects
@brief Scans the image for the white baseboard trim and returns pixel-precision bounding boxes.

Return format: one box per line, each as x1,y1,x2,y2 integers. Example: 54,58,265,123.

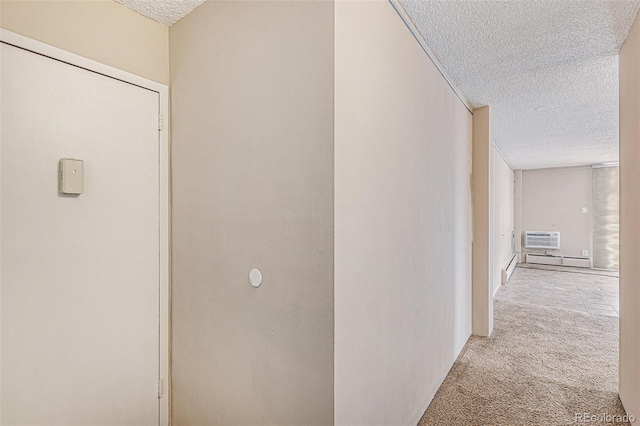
501,254,517,284
526,253,591,268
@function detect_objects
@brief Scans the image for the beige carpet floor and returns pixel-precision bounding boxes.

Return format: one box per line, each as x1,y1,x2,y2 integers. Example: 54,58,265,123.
418,300,627,425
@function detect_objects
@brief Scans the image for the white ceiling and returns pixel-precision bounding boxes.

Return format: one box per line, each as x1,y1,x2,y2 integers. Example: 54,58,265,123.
118,0,640,169
399,0,640,169
114,0,204,26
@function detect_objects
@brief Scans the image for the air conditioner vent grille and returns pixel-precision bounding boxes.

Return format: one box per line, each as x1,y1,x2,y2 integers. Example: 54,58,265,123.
524,231,560,250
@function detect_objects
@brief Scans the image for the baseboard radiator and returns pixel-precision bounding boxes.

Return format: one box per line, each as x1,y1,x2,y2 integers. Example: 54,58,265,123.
501,253,517,284
526,253,591,268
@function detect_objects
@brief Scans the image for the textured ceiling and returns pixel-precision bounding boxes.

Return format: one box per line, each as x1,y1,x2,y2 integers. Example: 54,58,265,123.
114,0,205,26
399,0,640,169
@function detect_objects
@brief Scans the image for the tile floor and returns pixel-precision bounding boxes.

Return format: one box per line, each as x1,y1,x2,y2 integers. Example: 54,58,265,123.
495,265,619,316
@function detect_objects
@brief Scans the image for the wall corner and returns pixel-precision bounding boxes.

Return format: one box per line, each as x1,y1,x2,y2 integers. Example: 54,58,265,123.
472,105,493,337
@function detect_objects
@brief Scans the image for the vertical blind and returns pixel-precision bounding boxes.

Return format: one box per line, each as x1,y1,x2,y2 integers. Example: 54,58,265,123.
592,166,619,270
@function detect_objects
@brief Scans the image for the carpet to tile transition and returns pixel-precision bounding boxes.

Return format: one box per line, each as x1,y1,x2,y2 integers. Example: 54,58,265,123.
419,299,627,425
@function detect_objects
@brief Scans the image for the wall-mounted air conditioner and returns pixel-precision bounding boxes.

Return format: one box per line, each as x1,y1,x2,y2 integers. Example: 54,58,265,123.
524,231,560,250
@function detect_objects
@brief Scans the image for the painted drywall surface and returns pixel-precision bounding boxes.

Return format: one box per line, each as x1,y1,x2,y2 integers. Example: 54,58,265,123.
520,167,592,259
514,169,524,262
0,0,169,84
492,148,514,292
619,10,640,419
334,2,473,424
170,1,334,424
471,106,493,337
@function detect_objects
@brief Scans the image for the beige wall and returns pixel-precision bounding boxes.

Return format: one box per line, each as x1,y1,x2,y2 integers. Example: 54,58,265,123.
520,167,592,259
619,10,640,419
1,0,169,84
492,147,514,292
169,1,334,425
514,169,524,261
334,2,473,424
472,106,493,337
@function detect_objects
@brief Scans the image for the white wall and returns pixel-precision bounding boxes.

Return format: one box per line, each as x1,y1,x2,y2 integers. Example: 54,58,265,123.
619,9,640,419
514,170,524,262
472,106,493,337
0,0,169,85
170,2,335,424
492,147,515,292
334,2,473,424
471,119,513,335
519,167,592,259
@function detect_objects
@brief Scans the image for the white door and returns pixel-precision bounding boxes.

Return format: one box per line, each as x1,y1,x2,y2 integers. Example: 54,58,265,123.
1,43,160,425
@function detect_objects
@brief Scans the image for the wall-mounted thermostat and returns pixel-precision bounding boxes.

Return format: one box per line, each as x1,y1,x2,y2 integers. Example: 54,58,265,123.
59,158,84,194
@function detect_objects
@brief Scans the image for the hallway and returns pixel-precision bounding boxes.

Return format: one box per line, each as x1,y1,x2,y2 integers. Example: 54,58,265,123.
419,265,625,424
419,299,625,425
496,266,619,316
5,1,640,423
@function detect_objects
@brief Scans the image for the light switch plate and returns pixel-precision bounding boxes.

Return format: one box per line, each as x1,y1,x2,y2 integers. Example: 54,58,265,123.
582,250,589,257
59,158,84,194
582,207,589,213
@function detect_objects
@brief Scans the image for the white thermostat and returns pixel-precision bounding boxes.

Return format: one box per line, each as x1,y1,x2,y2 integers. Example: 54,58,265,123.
59,158,84,194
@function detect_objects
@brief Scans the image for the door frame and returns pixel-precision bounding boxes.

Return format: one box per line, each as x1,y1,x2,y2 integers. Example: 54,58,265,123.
0,29,170,426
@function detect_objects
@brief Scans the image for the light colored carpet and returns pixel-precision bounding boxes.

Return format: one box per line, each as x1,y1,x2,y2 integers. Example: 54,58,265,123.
418,300,627,425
